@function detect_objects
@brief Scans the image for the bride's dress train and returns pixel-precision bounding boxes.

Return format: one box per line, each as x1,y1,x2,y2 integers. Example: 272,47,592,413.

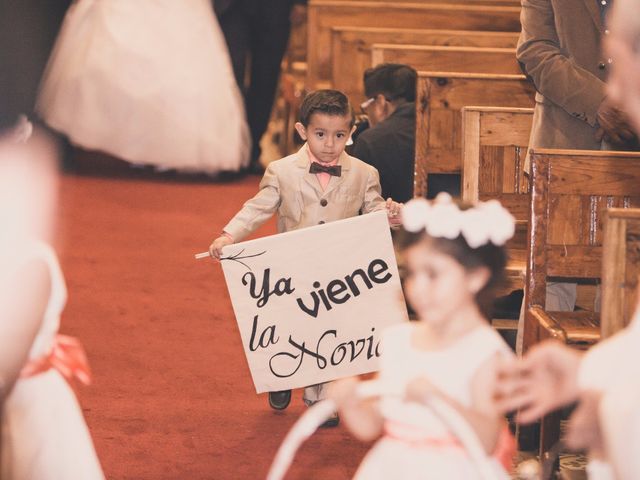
37,0,250,174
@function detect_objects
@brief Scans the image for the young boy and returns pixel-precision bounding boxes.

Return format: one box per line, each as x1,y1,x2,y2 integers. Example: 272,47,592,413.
209,89,401,425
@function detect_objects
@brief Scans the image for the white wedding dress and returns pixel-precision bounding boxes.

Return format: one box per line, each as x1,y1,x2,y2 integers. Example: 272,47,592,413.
37,0,250,174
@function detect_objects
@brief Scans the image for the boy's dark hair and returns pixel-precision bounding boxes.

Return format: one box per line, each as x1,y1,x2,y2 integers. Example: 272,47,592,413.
364,63,418,103
397,203,507,320
299,89,355,127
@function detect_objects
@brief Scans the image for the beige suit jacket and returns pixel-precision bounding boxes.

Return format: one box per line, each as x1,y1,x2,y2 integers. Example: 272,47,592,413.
517,0,607,151
223,145,386,242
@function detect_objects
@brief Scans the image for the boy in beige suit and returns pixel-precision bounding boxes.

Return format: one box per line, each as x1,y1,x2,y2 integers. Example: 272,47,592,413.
209,89,401,425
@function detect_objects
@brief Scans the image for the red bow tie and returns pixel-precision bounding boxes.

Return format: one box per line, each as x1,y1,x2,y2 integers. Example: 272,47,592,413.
309,162,342,177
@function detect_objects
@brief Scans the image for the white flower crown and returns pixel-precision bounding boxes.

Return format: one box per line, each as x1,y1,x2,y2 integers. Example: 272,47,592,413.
402,193,516,248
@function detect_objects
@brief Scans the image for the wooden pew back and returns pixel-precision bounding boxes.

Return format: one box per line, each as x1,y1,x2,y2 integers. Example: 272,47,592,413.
524,149,640,347
461,106,534,261
309,1,522,87
602,208,640,338
346,0,521,4
371,45,520,77
332,27,519,101
414,72,535,198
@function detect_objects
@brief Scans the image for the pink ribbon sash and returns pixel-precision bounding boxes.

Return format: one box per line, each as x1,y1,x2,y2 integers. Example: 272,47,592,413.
20,334,92,385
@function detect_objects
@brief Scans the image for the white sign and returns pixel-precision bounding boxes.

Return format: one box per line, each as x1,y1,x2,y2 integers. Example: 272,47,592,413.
220,210,408,393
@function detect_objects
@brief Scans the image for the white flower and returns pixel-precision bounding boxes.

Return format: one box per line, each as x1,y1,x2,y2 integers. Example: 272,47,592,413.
460,200,516,247
461,208,489,248
401,198,430,232
426,202,463,239
433,192,453,204
401,195,515,248
483,200,516,246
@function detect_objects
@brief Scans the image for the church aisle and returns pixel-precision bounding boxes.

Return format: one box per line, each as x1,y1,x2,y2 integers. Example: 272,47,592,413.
54,163,369,479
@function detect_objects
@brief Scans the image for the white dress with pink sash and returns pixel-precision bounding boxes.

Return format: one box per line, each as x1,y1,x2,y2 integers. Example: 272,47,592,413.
354,322,513,480
1,243,104,480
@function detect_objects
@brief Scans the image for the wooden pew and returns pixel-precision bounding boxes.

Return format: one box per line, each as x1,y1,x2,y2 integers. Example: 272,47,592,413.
461,107,533,312
332,27,520,101
308,1,522,88
414,72,535,199
524,149,640,458
278,7,310,156
371,45,520,78
602,208,640,338
346,0,521,4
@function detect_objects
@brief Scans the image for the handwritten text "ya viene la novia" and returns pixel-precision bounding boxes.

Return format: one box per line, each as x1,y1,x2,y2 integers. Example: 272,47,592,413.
241,258,392,377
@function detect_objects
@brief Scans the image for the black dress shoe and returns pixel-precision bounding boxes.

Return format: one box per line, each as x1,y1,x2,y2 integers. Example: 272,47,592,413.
268,390,292,410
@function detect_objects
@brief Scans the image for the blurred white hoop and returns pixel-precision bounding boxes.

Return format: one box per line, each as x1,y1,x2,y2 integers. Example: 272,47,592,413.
266,379,516,480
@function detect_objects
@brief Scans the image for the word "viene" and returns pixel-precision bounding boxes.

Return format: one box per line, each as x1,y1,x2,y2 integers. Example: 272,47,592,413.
296,259,392,318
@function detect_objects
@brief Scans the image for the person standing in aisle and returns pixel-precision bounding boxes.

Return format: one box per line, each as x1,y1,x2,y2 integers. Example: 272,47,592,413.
214,0,307,174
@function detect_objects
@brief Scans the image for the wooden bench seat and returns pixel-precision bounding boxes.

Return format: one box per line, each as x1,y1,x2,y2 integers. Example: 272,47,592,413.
602,208,640,338
331,27,520,100
461,107,534,307
346,0,521,4
371,44,520,78
462,106,533,214
414,72,535,198
308,1,522,87
529,307,600,346
525,148,640,458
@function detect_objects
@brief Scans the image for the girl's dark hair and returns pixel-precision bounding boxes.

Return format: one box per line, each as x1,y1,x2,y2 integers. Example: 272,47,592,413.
299,89,355,127
397,205,508,320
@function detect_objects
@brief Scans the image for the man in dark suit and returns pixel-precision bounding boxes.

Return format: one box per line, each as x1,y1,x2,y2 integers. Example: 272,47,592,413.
214,0,306,173
351,64,417,203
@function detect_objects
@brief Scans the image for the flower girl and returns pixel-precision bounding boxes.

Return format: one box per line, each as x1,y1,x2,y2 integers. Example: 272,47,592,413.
331,194,517,479
0,137,104,479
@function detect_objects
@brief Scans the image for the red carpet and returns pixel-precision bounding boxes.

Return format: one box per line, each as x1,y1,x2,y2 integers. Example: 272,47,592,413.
55,159,371,479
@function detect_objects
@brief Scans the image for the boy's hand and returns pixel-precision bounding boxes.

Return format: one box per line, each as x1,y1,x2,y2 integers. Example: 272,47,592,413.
385,198,402,226
209,235,234,260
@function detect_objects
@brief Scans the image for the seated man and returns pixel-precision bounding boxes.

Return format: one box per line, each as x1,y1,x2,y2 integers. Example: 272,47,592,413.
351,64,417,203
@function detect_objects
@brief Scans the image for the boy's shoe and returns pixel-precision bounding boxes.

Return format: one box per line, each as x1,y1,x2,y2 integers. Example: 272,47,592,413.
268,390,292,410
305,400,340,428
320,411,340,428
